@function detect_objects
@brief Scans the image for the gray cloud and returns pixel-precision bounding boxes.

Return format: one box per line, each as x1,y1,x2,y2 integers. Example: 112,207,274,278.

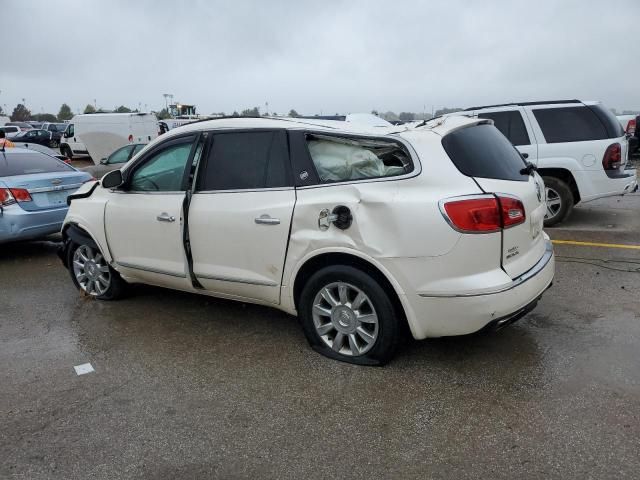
1,0,638,116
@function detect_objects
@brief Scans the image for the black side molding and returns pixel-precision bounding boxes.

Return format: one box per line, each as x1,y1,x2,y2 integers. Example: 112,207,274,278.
67,181,99,206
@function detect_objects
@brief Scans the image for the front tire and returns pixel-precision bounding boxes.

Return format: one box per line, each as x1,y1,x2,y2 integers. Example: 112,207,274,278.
542,176,574,227
67,242,126,300
299,265,400,366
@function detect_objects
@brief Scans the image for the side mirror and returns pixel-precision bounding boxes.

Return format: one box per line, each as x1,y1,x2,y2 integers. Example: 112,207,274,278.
100,157,108,164
102,169,123,189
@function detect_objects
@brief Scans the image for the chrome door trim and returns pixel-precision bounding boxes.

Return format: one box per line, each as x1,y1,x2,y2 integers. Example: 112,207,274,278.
194,272,278,287
116,262,187,278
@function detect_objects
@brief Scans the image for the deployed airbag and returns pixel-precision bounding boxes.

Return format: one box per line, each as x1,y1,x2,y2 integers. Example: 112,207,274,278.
308,138,406,182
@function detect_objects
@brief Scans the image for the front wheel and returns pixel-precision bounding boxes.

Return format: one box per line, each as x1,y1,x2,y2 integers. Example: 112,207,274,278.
49,139,59,148
299,265,400,365
67,242,126,300
542,176,574,227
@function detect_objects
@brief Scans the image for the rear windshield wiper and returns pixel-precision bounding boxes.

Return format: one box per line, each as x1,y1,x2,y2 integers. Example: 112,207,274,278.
520,162,537,176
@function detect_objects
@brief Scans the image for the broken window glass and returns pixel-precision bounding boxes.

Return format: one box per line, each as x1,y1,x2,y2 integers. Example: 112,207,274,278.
305,134,412,182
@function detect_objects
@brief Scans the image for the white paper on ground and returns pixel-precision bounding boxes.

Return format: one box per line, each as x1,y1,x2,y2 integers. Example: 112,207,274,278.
74,363,95,375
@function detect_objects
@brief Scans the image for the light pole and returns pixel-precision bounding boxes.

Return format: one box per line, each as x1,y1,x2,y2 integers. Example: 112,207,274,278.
163,93,170,111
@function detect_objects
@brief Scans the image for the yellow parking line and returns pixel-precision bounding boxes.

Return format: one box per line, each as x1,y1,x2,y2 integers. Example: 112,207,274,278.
552,240,640,250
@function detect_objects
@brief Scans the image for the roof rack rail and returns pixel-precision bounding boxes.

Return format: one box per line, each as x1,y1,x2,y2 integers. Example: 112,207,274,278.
463,100,581,111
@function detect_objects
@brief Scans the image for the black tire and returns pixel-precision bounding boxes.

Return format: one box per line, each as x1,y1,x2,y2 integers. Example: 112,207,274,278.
49,139,59,148
61,145,72,160
542,176,574,227
66,241,126,300
299,265,400,366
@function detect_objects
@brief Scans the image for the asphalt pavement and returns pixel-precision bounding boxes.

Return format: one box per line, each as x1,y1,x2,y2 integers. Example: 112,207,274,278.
1,193,639,479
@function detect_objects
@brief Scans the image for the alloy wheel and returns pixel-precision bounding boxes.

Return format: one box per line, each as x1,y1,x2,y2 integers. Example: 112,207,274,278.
312,282,379,356
72,245,111,296
544,186,562,220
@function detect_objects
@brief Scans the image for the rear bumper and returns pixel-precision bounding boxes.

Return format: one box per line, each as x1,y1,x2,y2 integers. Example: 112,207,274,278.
0,204,67,243
398,239,555,339
579,168,637,202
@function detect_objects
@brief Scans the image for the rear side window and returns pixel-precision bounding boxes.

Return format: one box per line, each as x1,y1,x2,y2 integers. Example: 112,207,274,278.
533,106,613,143
198,131,290,191
305,134,412,183
589,104,624,138
442,124,528,182
477,111,530,146
0,152,75,176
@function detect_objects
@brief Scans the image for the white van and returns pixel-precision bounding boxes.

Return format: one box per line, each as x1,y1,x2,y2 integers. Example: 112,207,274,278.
61,113,158,163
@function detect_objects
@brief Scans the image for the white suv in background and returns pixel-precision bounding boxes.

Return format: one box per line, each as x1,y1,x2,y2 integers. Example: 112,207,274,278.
59,116,554,365
448,100,638,226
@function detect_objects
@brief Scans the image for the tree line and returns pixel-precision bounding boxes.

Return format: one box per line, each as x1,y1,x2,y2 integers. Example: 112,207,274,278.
1,103,153,122
1,102,467,123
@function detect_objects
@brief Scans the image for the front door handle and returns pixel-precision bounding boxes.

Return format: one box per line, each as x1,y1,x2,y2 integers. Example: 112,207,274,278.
157,212,175,222
255,214,280,225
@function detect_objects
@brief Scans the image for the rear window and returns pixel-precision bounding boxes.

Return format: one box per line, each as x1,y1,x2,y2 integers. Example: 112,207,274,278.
0,152,75,176
442,124,528,182
533,106,621,143
477,111,530,146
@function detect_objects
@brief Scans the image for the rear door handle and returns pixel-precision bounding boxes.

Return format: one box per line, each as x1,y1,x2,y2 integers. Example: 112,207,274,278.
255,214,280,225
156,212,175,222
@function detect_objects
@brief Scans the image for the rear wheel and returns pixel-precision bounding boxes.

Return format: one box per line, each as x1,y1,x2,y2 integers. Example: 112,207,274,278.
61,145,73,160
299,265,400,365
542,176,573,227
67,242,126,300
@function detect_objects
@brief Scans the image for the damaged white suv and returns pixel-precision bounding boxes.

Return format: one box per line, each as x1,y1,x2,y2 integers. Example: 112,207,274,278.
59,116,555,365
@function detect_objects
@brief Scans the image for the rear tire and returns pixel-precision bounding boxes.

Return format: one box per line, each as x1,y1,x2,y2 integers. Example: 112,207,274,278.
542,176,573,227
299,265,400,366
67,241,126,300
61,145,73,160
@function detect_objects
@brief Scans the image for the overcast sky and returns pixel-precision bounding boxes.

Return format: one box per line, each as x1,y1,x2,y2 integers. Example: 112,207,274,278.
2,0,638,117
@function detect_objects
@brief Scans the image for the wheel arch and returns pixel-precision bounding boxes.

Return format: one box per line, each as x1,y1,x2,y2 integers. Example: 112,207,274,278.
538,167,581,204
291,250,410,331
61,222,112,263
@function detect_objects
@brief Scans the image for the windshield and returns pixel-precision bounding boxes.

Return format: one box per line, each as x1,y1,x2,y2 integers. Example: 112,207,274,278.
0,152,75,176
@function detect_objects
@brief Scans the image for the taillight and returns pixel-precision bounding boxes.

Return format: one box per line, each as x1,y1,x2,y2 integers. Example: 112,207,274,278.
0,188,15,205
602,143,622,171
10,188,32,202
0,187,32,205
441,195,525,233
626,119,636,135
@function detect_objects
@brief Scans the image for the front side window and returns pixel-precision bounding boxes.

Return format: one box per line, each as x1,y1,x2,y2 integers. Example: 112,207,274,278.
478,111,530,146
533,106,610,143
108,145,134,164
67,125,74,137
197,130,290,191
306,134,412,183
129,140,194,192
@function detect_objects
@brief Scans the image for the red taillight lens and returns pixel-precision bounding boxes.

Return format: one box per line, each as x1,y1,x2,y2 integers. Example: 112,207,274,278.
602,143,622,170
626,119,636,135
0,188,31,205
443,197,502,232
10,188,32,202
442,195,525,233
498,196,526,228
0,188,15,205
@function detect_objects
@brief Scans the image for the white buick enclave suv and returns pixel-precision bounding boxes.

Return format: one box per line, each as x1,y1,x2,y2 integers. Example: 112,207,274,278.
59,116,555,365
